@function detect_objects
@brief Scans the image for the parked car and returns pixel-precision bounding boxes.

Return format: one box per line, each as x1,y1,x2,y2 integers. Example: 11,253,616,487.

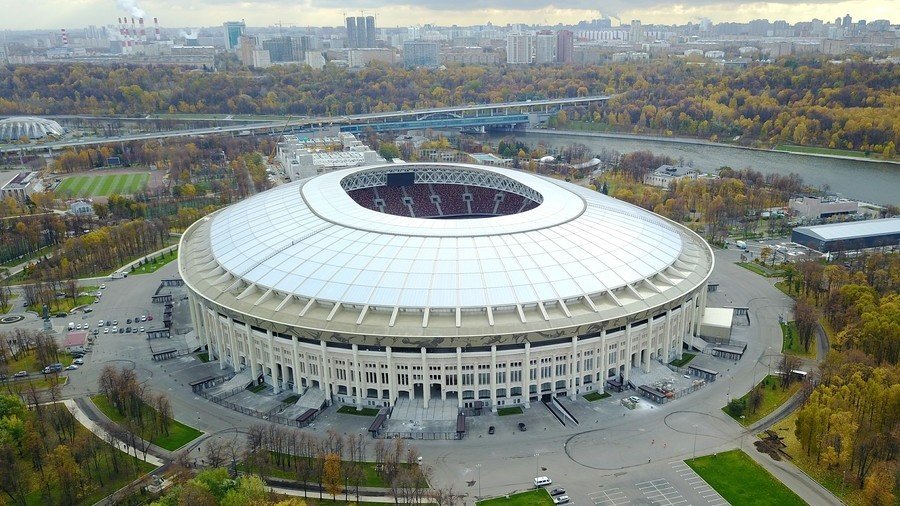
118,328,124,333
552,495,570,504
99,284,106,289
65,364,78,371
103,328,109,334
139,326,145,332
105,321,111,326
126,319,132,324
73,358,84,365
518,422,527,432
13,371,28,378
550,488,566,496
488,425,495,435
141,315,147,322
147,315,153,321
83,307,93,313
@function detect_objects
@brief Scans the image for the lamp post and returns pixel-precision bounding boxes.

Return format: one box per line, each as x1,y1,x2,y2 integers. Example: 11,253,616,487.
476,463,482,500
692,424,699,458
535,453,540,476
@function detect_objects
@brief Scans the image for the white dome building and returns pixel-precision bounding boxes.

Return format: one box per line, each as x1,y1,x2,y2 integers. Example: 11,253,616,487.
180,163,714,410
0,116,65,141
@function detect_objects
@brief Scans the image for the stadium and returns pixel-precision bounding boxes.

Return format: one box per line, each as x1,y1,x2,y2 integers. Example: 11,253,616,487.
179,163,714,411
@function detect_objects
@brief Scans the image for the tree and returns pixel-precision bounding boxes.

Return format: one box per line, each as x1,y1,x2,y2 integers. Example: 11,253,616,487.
0,444,29,505
378,142,401,160
52,444,81,504
323,452,343,500
863,461,896,506
794,299,819,353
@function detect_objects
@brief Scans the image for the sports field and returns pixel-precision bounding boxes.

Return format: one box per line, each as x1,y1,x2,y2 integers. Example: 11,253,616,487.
57,172,149,197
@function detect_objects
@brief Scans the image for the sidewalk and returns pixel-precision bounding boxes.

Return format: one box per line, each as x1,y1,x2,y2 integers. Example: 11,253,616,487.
744,443,842,506
63,399,165,467
266,484,435,504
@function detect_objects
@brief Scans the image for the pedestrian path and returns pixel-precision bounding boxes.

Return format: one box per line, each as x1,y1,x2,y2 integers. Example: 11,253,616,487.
63,399,165,467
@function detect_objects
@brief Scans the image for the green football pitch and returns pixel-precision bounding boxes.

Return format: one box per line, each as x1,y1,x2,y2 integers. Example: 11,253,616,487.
56,173,149,197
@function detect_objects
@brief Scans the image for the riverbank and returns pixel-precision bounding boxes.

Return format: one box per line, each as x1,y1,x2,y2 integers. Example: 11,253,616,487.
534,128,900,166
492,130,899,205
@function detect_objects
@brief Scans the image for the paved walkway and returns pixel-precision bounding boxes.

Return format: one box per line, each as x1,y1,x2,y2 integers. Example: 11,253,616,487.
266,484,434,503
63,399,165,467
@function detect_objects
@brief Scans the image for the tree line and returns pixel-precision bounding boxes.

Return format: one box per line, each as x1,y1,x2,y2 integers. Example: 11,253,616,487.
0,59,895,155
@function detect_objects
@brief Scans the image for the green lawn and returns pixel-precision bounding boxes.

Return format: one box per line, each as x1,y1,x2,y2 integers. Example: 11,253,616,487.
196,352,210,362
248,383,267,393
131,249,178,275
57,172,149,198
245,453,424,489
3,350,73,374
91,394,203,451
1,245,52,268
583,391,611,402
28,293,96,314
775,144,876,159
497,406,524,416
281,394,300,404
477,489,553,506
337,405,380,416
686,450,806,506
669,353,696,367
1,375,67,393
723,375,802,426
736,262,786,277
781,322,814,358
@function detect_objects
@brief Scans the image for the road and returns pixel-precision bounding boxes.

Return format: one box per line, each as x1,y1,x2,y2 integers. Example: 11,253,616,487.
3,244,838,505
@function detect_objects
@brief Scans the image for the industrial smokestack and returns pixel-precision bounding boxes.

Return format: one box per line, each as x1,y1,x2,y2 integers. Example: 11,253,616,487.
139,17,146,43
61,28,68,47
154,17,160,41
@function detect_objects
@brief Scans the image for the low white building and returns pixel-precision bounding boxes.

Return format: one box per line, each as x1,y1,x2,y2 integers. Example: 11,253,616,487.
643,165,699,188
0,171,41,202
277,133,384,181
790,196,858,220
64,331,87,354
68,199,94,216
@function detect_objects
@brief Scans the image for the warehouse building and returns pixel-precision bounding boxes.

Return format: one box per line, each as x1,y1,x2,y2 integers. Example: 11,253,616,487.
791,218,900,252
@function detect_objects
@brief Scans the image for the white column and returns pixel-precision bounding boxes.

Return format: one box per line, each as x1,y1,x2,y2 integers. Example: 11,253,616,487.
267,330,280,394
353,344,363,408
599,330,607,392
569,336,578,400
490,345,497,411
247,328,258,380
523,342,531,408
387,346,396,405
642,320,651,373
319,341,332,401
456,347,463,409
291,335,301,393
421,347,429,409
678,304,687,359
663,310,672,363
623,323,632,384
228,320,238,368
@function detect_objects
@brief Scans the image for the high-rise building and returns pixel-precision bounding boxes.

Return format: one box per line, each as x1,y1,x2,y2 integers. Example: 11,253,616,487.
223,21,245,52
346,17,357,48
356,17,367,48
556,30,573,63
403,40,439,67
506,33,533,64
842,13,852,28
263,36,295,62
366,16,376,48
534,31,555,64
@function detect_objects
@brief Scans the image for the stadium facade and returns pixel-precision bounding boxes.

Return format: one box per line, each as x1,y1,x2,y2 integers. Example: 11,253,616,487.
180,163,714,410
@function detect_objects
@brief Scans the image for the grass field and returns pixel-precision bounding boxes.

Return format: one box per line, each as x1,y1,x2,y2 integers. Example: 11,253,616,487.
244,452,426,488
583,391,611,402
775,144,873,159
477,489,553,506
91,394,203,451
57,172,149,197
768,412,867,505
724,375,802,426
781,322,815,358
337,405,380,416
27,293,95,314
736,262,786,278
669,353,696,367
686,450,806,506
131,249,177,275
3,350,73,374
497,406,524,416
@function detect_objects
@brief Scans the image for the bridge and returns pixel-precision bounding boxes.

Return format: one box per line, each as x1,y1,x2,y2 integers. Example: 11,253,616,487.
0,95,612,154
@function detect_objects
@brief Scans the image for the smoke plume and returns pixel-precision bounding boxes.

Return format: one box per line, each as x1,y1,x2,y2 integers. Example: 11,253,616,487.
116,0,146,18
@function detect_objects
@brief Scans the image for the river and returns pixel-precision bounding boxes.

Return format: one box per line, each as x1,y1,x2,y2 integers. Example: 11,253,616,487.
486,130,899,205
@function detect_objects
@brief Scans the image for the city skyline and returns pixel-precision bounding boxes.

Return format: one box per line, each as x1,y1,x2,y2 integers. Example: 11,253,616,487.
0,0,895,30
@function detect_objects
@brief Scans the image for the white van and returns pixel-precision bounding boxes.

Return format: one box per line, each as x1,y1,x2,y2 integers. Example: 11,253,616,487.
68,322,75,330
534,476,552,487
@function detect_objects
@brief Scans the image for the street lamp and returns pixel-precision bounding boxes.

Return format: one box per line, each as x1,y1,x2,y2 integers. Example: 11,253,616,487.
692,424,698,458
476,463,482,499
535,453,540,476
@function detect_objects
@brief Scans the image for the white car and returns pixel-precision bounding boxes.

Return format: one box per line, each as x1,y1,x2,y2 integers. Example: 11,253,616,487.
75,323,82,330
140,315,147,322
99,284,106,289
65,364,78,371
103,328,109,334
111,326,117,333
73,358,84,365
139,326,145,332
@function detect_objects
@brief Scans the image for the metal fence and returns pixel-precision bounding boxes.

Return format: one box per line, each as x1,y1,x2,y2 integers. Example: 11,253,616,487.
196,387,316,429
377,431,461,440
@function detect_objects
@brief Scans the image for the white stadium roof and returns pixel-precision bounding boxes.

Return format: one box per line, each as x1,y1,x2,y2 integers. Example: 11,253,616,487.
206,164,684,311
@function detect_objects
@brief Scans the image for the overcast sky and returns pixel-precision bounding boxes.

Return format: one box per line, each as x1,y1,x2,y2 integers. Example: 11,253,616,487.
0,0,894,30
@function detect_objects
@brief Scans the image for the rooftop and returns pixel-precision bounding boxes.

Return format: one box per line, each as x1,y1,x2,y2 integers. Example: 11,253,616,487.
793,217,900,241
